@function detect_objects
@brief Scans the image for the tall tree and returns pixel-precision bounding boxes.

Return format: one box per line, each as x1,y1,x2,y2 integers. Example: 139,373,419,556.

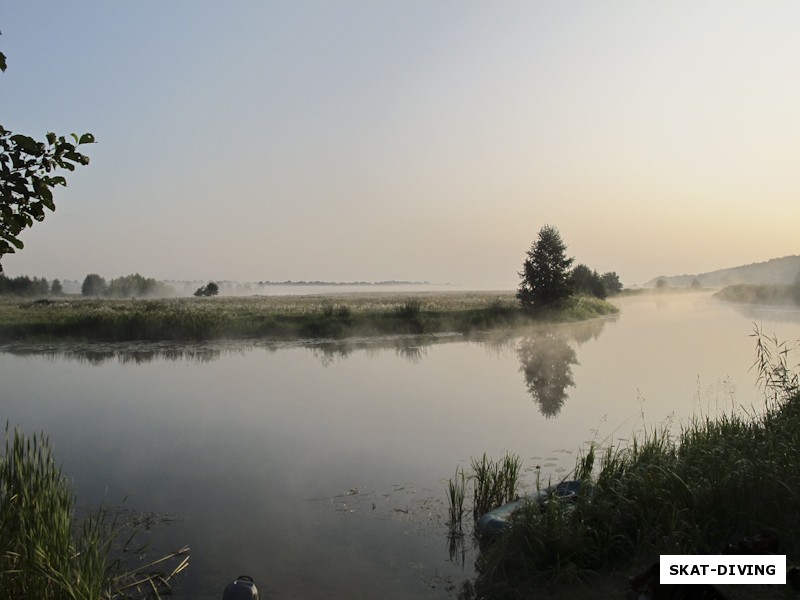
81,273,106,297
517,225,574,312
0,36,93,272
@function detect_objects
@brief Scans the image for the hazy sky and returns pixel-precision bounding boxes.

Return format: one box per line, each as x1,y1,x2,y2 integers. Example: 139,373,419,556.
2,2,799,288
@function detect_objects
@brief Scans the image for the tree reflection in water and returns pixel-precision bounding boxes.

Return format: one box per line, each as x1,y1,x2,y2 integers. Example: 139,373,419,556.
515,334,578,418
2,315,612,420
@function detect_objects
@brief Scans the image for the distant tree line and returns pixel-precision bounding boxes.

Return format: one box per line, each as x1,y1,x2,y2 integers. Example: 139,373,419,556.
0,272,224,299
0,273,58,296
517,225,623,313
80,273,173,298
0,272,176,298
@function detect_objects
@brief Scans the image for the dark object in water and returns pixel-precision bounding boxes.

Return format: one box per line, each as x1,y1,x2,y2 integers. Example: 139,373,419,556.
223,575,259,600
475,480,583,543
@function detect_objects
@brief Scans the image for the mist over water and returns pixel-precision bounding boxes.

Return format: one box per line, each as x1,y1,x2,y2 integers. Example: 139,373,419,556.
2,291,800,598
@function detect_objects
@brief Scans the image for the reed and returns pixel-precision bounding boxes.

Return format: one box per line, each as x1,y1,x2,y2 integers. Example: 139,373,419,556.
0,426,188,599
447,467,467,527
470,452,523,521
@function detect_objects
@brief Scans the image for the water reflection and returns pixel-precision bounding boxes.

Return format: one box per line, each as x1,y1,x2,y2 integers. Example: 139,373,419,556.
0,317,613,420
721,301,800,326
0,341,259,365
478,318,609,417
308,336,442,366
516,334,578,418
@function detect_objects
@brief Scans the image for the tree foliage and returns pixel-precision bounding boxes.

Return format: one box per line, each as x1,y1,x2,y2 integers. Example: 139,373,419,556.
0,37,93,271
570,266,624,298
194,282,219,297
571,264,606,299
517,225,574,312
601,271,623,296
0,273,49,296
81,273,107,297
106,273,169,298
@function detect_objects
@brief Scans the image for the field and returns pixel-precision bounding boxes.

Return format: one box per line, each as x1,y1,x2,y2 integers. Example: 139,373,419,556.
0,292,618,342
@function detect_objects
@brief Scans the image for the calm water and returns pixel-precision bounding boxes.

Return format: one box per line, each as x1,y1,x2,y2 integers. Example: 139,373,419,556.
2,292,800,598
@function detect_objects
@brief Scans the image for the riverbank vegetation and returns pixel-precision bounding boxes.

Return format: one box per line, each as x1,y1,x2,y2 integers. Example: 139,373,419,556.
517,226,622,315
715,281,800,307
0,427,189,599
458,330,800,598
0,292,618,343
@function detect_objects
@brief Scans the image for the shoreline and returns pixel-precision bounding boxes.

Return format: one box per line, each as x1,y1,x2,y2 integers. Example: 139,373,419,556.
0,292,618,343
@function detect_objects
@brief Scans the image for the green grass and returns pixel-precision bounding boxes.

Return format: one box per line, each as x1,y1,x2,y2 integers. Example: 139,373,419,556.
467,332,800,599
448,467,468,528
0,426,188,599
0,292,618,343
470,453,524,522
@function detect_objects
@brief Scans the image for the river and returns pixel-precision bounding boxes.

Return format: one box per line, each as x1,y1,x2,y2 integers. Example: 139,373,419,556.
2,291,799,598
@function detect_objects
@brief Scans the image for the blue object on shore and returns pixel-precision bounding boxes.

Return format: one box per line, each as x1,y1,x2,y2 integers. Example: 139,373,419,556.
476,480,583,543
223,575,259,600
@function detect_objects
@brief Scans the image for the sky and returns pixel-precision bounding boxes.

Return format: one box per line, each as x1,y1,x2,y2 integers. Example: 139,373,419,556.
2,1,799,289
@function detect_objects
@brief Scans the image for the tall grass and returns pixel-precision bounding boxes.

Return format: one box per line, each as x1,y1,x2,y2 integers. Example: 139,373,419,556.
0,293,617,343
0,426,188,599
447,467,467,527
470,453,523,521
471,330,800,598
445,453,523,529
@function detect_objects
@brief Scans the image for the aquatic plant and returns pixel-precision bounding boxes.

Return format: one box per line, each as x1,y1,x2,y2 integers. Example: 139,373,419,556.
447,467,467,527
0,426,188,599
470,452,523,522
751,323,799,402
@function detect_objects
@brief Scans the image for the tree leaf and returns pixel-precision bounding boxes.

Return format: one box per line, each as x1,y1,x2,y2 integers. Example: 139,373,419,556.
10,134,40,155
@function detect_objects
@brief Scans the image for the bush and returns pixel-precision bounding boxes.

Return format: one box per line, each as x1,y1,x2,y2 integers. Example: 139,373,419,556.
194,282,219,297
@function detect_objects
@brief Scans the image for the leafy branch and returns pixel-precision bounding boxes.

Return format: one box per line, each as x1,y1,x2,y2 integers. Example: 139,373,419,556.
0,33,94,270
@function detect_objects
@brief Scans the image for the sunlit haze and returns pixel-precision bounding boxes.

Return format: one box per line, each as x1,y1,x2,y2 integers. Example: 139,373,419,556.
3,2,799,289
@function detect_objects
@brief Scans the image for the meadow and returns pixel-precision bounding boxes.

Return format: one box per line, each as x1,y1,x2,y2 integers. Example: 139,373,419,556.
0,292,617,343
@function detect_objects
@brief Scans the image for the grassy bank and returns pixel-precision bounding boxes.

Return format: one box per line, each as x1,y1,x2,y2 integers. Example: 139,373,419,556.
0,292,617,342
0,427,188,599
466,333,800,599
715,283,799,306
